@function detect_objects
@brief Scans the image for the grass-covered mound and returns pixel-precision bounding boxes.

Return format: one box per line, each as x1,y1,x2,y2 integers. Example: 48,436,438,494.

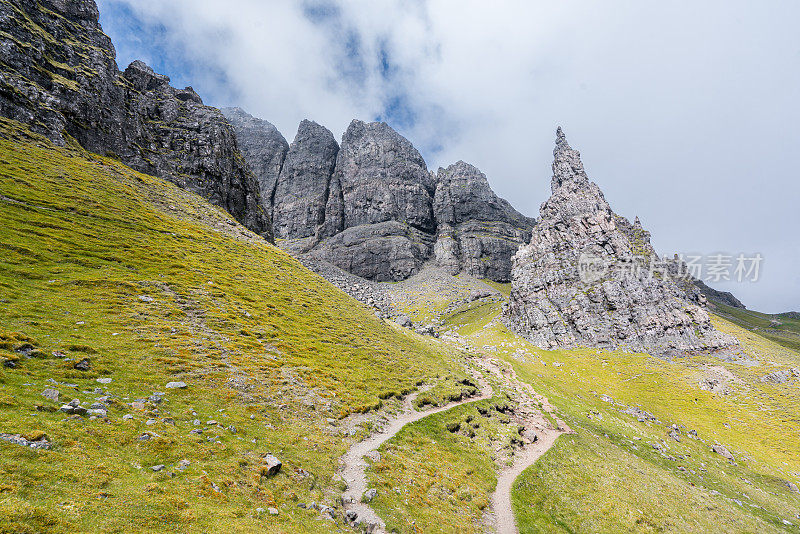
712,301,800,352
0,119,464,533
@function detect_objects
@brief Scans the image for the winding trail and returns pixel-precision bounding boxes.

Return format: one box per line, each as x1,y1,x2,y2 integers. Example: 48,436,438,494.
490,427,565,534
340,372,493,532
339,360,571,533
484,359,573,534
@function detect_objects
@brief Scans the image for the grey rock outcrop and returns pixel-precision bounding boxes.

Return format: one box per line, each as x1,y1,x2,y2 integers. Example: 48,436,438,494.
693,279,746,309
311,120,438,280
434,161,534,281
504,128,738,356
283,120,530,282
0,0,270,238
272,120,339,239
221,107,289,215
332,119,436,232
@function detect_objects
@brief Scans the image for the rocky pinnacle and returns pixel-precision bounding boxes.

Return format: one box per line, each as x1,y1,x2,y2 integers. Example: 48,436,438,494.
504,128,738,356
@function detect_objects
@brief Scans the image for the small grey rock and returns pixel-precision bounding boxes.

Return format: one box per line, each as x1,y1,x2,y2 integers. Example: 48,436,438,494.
395,315,412,328
41,388,60,402
362,488,377,503
150,464,165,472
165,381,187,389
712,443,734,461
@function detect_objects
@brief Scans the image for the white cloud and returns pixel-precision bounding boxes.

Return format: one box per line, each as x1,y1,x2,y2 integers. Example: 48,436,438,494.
99,0,800,311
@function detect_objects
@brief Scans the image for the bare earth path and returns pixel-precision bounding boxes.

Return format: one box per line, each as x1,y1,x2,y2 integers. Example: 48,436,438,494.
339,357,571,533
340,372,493,532
490,427,564,534
483,358,573,534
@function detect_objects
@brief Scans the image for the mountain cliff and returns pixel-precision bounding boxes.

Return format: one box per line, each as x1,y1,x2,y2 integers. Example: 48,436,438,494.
503,128,737,355
224,113,534,282
0,0,270,238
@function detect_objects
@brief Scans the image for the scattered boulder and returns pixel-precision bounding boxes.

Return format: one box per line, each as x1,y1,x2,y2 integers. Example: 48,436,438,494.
362,488,378,503
261,454,282,477
41,389,60,402
345,510,358,524
0,432,51,450
761,368,800,384
73,358,91,371
165,381,188,389
469,289,493,301
96,378,112,384
395,315,413,328
712,443,734,461
150,465,165,472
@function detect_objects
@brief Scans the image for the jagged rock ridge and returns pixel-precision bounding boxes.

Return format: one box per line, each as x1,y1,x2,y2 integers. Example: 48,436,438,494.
0,0,270,238
224,114,535,282
503,128,737,355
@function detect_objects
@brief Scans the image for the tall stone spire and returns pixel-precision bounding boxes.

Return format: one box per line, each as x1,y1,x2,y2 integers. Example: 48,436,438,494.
551,127,588,193
505,129,738,356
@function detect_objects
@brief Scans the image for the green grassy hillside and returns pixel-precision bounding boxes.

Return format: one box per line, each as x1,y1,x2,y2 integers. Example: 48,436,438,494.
711,301,800,353
0,119,466,533
440,301,800,533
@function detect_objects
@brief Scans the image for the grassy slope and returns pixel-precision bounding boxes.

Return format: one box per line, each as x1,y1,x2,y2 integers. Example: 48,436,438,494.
448,302,800,532
366,286,800,533
0,119,466,533
712,301,800,353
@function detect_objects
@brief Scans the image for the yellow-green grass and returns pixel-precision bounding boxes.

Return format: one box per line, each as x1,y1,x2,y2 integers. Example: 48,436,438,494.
438,300,800,532
367,395,528,534
0,119,465,533
712,301,800,353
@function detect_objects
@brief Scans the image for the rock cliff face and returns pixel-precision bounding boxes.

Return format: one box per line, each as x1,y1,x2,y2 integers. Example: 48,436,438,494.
311,120,438,280
504,128,737,356
0,0,270,238
228,114,534,281
273,120,339,239
221,107,288,216
434,161,535,280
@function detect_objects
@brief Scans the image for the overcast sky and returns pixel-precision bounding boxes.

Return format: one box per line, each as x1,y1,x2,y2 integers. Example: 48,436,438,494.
97,0,800,312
